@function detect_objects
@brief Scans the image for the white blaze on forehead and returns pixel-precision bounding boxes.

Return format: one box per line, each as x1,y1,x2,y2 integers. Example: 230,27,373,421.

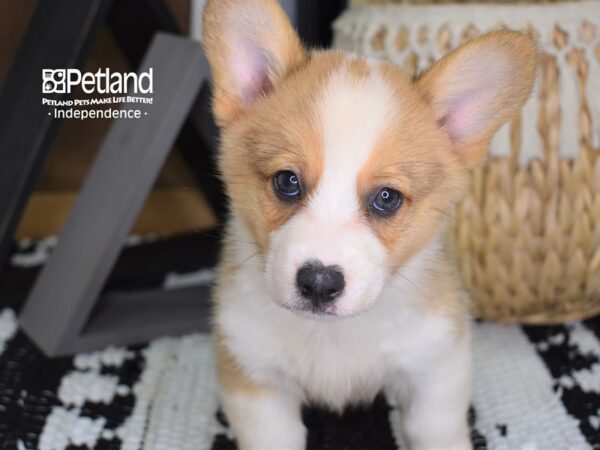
310,65,397,221
264,63,395,315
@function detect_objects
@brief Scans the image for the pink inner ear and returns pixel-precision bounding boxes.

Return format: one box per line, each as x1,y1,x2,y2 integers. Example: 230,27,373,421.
232,40,274,107
439,90,489,143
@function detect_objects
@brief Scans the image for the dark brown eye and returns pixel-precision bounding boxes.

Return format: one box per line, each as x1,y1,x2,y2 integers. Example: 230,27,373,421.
273,170,302,200
370,188,403,217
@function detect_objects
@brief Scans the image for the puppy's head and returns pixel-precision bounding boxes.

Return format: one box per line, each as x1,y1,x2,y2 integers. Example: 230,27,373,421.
203,0,536,317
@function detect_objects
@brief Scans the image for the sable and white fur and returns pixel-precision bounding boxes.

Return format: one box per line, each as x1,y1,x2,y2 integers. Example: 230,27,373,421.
202,1,536,449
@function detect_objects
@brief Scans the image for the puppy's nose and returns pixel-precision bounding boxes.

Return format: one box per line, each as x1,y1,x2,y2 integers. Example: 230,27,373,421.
296,261,345,306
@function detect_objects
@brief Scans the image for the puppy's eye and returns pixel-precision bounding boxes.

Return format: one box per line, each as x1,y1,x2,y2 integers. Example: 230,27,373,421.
273,170,302,200
370,188,403,216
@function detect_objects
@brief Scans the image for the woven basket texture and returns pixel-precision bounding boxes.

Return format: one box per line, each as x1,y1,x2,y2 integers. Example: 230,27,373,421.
353,1,570,4
334,1,600,323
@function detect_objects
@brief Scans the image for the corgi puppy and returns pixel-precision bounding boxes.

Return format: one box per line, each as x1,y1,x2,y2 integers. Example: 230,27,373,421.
202,1,536,449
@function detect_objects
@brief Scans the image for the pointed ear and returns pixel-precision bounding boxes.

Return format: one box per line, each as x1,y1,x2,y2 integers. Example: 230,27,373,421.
202,0,307,126
416,30,537,166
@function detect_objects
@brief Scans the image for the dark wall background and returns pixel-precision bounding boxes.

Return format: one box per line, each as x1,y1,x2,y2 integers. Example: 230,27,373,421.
298,0,348,48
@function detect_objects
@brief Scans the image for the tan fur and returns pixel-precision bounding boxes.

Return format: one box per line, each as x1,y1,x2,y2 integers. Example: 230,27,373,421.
357,61,466,265
420,246,470,336
218,53,349,251
214,331,267,396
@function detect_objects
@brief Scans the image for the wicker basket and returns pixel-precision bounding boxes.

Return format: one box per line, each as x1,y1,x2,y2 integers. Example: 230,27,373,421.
333,1,600,323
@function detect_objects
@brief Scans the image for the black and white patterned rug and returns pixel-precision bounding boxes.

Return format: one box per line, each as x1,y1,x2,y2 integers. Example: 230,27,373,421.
1,235,599,450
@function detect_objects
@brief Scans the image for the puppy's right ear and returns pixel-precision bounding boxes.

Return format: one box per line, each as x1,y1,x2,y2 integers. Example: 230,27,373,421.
202,0,307,126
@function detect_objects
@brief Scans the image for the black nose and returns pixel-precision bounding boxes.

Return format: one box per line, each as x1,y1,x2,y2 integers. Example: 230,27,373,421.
296,261,345,306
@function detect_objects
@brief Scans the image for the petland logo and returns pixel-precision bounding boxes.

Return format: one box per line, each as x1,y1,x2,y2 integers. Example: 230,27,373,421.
42,68,154,120
42,68,153,95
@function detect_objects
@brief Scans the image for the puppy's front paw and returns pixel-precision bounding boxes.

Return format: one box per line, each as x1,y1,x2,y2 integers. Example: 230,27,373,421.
234,421,306,450
394,336,472,450
222,389,306,450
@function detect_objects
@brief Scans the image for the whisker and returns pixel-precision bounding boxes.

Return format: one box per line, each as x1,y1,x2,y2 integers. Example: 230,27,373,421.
232,251,261,271
430,206,459,222
391,271,432,304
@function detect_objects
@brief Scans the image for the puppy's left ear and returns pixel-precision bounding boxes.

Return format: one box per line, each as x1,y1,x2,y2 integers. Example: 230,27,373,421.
416,30,537,166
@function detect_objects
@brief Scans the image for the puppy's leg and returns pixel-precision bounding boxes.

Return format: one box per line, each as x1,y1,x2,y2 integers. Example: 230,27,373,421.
215,337,306,450
396,334,471,450
221,387,306,450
